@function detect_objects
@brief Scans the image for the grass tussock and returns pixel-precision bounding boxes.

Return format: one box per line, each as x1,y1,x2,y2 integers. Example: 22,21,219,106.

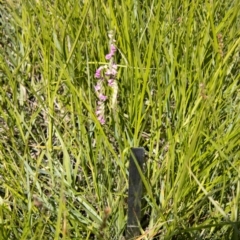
0,0,240,239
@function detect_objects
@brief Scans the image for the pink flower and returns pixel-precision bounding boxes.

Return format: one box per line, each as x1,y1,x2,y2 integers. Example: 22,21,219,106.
97,115,105,125
99,94,107,101
112,63,117,70
108,79,114,87
105,69,111,76
105,53,112,60
95,67,103,78
95,105,102,115
105,44,117,60
94,83,101,91
96,109,101,115
110,44,117,55
105,68,117,76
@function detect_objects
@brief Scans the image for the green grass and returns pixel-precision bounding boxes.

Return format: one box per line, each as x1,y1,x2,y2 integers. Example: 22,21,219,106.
0,0,239,239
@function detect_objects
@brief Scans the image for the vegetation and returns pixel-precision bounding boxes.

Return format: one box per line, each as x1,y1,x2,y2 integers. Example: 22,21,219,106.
0,0,239,239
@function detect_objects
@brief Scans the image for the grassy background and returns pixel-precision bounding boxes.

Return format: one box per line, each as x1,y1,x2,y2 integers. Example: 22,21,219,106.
0,0,240,239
